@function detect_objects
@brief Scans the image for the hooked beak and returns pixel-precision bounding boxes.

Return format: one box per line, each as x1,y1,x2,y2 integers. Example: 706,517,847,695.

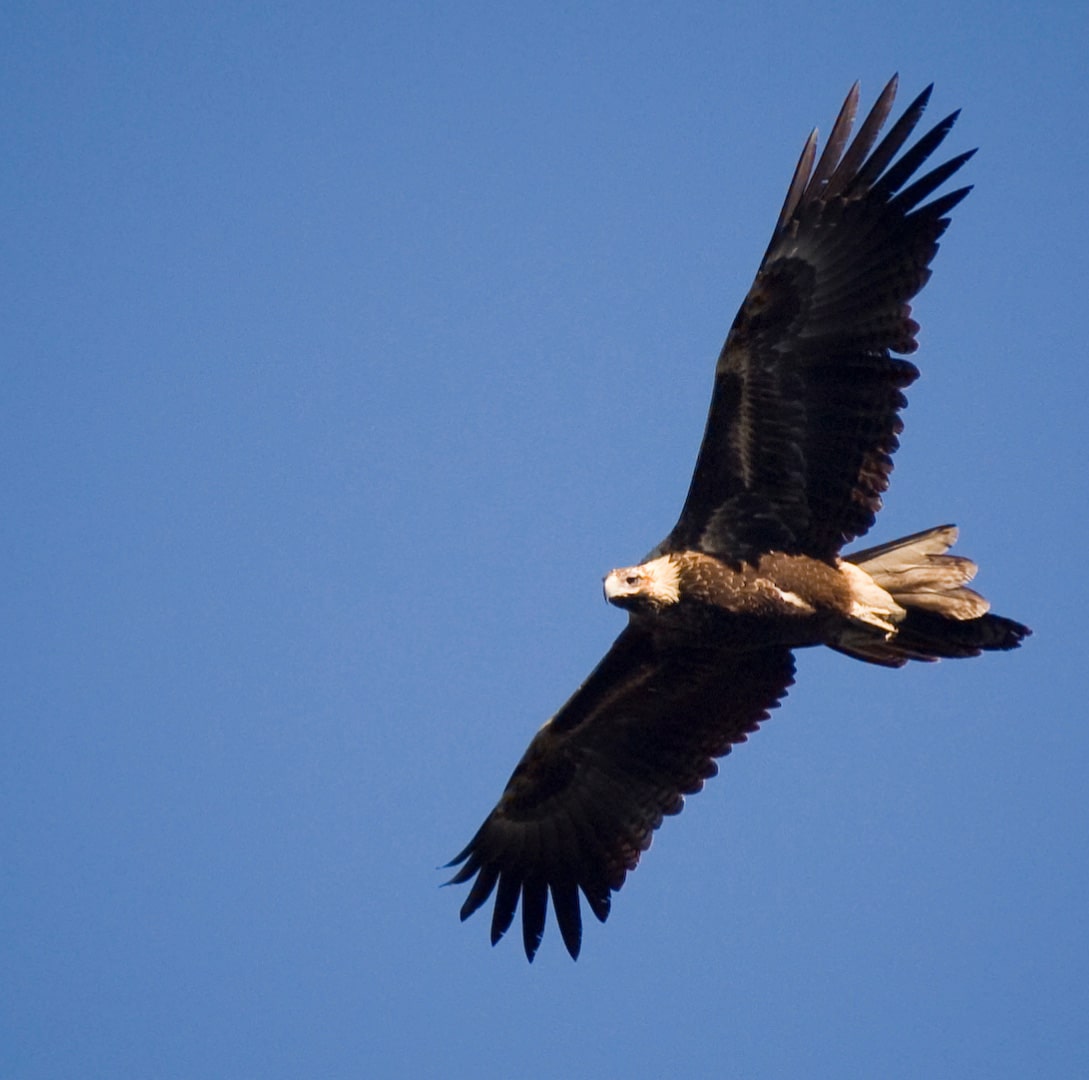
603,570,619,602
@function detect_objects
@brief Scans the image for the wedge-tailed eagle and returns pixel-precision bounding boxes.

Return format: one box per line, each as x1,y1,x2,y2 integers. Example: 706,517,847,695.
446,77,1029,961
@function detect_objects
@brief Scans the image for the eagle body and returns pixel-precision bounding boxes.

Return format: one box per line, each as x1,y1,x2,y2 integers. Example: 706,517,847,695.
609,553,862,627
604,528,1025,662
604,550,868,645
447,78,1030,961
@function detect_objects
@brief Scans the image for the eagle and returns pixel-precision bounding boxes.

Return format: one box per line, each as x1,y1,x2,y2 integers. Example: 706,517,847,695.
446,77,1030,962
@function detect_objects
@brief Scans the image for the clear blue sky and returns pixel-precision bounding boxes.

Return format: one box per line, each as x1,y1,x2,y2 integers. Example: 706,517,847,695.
4,3,1086,1078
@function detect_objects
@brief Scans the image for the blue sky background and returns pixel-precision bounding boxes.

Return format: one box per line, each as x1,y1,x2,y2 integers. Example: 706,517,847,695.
4,3,1087,1078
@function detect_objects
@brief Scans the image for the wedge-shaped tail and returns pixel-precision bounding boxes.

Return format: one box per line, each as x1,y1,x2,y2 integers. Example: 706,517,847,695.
838,525,1030,666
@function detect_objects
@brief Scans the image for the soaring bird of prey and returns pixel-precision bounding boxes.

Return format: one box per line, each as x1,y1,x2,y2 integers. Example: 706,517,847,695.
445,77,1029,961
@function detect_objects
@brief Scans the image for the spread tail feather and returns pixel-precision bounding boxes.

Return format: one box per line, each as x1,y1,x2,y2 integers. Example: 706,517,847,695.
836,525,1030,666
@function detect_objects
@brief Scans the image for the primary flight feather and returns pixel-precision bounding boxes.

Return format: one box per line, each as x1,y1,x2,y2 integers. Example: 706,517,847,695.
446,77,1029,961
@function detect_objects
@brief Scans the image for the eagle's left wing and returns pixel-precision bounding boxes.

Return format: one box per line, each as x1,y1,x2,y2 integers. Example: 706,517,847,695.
446,628,795,960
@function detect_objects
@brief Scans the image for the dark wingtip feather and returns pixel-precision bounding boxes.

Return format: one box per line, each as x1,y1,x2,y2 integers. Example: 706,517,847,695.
444,848,482,886
823,75,899,199
459,862,499,921
551,881,583,960
908,83,935,116
521,878,548,962
849,83,933,192
807,81,860,195
874,109,962,197
922,184,973,222
892,148,976,213
443,840,475,869
773,129,818,236
583,885,610,924
490,871,521,944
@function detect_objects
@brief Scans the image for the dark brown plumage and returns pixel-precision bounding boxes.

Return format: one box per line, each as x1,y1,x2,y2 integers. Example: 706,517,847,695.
446,78,1029,961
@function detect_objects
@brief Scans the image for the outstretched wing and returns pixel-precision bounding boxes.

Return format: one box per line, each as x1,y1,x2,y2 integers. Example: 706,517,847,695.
446,630,795,960
663,77,974,564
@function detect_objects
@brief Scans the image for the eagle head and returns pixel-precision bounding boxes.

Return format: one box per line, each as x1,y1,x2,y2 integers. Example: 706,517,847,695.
603,555,681,613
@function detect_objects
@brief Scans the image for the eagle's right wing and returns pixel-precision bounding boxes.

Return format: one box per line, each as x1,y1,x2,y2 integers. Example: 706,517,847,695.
662,77,973,564
446,629,795,960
